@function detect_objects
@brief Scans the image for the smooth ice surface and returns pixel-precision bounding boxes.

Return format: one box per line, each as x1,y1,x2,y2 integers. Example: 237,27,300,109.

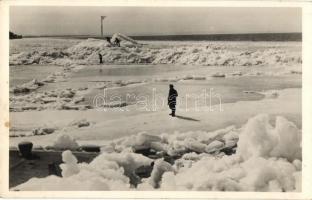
9,88,301,147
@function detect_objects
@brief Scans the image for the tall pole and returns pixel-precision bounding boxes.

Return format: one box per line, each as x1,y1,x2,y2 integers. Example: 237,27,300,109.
101,18,103,37
100,16,106,37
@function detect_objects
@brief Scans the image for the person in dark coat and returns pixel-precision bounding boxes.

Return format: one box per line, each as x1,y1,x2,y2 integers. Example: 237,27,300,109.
105,37,112,44
98,53,103,64
168,84,178,117
114,38,121,47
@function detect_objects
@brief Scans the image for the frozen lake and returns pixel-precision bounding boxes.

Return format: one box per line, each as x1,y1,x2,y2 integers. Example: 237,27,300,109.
10,64,301,110
8,38,303,192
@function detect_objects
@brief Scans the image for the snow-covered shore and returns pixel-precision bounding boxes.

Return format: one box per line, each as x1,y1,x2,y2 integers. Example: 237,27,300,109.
12,111,301,191
10,38,301,66
9,38,302,192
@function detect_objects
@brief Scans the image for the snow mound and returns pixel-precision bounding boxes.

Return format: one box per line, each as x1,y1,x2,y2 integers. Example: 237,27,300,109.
13,114,301,191
10,39,302,66
32,127,55,135
69,119,90,128
10,87,92,112
236,114,301,161
211,72,226,78
60,150,80,178
138,158,174,189
244,90,279,99
52,134,79,150
10,79,44,94
161,155,300,191
13,151,153,191
66,38,110,62
9,50,72,66
157,114,301,191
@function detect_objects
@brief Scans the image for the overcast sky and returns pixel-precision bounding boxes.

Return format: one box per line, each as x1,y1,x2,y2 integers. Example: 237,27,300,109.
10,7,301,36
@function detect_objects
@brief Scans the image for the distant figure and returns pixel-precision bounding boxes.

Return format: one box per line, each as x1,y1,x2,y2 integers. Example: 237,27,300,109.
106,36,120,47
105,37,112,44
168,84,178,117
114,38,121,47
98,53,103,64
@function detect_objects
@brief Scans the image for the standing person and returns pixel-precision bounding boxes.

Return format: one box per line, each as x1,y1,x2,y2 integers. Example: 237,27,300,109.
105,37,112,44
168,84,178,117
98,53,103,64
114,38,121,47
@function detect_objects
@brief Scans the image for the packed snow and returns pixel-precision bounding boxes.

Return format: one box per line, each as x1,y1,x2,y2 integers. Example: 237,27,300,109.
12,114,301,191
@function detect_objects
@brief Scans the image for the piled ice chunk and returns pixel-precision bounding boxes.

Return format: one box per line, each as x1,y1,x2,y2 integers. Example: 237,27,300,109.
60,150,80,177
13,114,302,192
10,39,302,66
52,134,79,150
236,114,301,161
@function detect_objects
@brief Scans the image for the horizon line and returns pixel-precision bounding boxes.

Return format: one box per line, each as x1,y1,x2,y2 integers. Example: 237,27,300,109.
20,32,301,37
